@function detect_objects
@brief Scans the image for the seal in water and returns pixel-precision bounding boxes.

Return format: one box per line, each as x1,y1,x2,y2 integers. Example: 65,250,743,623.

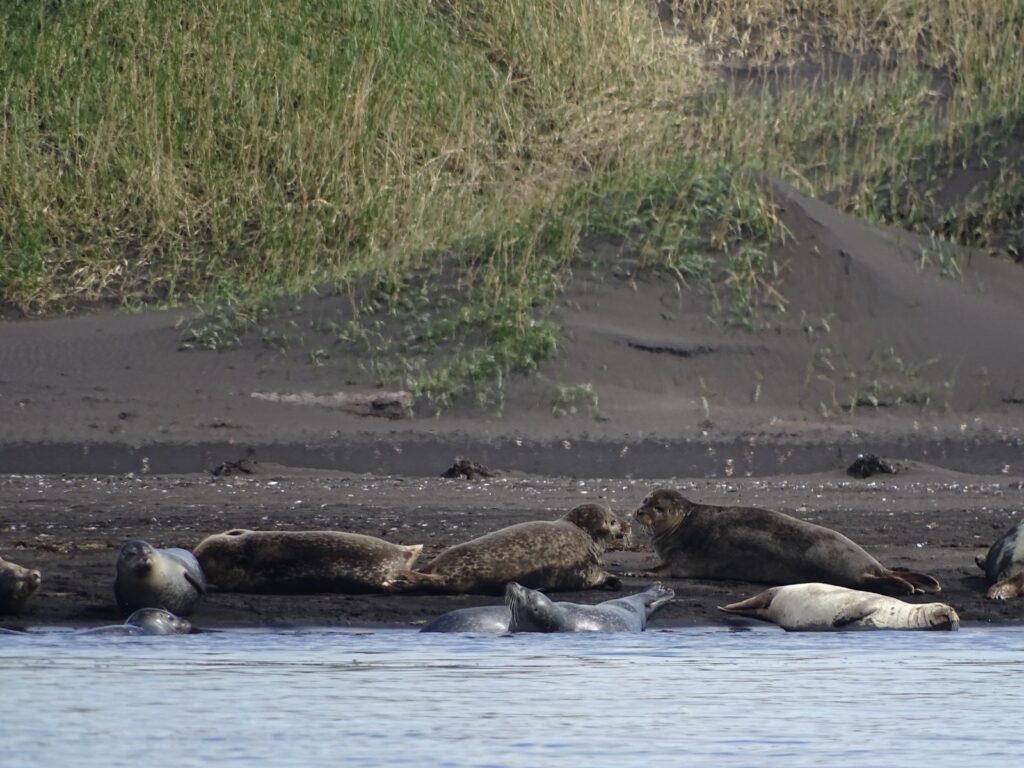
78,608,193,637
0,556,41,615
384,503,630,595
505,582,675,633
192,529,423,593
419,605,512,633
718,583,960,631
115,540,207,616
976,519,1024,600
633,488,940,596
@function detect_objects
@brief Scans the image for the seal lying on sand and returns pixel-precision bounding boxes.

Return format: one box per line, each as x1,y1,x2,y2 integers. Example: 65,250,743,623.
115,540,207,616
976,519,1024,599
192,529,422,594
634,489,940,596
505,582,675,633
0,556,41,615
385,503,630,595
78,608,193,636
719,583,960,631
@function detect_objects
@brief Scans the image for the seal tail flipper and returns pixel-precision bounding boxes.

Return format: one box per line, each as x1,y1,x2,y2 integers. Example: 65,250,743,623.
987,572,1024,600
888,568,942,594
717,588,775,617
401,544,423,569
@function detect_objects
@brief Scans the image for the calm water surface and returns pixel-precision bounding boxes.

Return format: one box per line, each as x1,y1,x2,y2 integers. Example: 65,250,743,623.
2,627,1022,767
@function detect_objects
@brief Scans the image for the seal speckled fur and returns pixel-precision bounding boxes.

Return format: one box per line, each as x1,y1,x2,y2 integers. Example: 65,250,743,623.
719,583,959,631
192,529,422,594
386,503,630,595
976,519,1024,600
0,556,41,615
634,488,940,596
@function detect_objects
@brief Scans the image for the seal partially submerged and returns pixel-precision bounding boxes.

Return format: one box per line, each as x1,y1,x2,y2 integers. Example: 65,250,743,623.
419,605,513,633
386,503,630,595
115,540,207,616
634,488,940,596
192,529,422,593
719,583,960,631
976,519,1024,599
0,556,41,615
505,582,675,633
78,608,193,636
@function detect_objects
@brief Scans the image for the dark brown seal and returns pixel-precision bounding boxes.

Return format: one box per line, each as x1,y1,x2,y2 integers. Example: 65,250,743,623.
633,488,940,596
192,529,423,594
384,503,630,595
0,555,41,615
976,519,1024,599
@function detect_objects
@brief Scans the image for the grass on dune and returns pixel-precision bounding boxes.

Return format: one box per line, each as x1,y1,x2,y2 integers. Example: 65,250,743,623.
2,0,1023,409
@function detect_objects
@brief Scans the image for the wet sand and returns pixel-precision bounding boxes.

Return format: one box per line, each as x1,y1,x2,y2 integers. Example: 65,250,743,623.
2,462,1021,629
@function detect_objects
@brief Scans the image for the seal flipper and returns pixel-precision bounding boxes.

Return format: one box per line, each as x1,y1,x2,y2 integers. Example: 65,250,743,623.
975,554,988,571
887,568,941,594
717,588,776,617
184,572,206,596
381,570,451,594
830,599,876,628
987,571,1024,600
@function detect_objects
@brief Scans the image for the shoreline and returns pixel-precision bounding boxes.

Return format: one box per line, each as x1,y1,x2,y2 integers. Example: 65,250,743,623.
3,464,1022,630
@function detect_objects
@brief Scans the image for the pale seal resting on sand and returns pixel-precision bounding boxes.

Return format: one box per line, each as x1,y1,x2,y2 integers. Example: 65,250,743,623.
505,582,675,633
634,488,940,596
976,519,1024,599
192,529,422,593
115,540,207,616
385,503,630,595
78,608,193,636
0,556,41,615
718,583,959,631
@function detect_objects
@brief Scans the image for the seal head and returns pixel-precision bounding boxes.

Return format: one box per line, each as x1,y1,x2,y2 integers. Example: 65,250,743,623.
115,540,207,616
0,556,41,616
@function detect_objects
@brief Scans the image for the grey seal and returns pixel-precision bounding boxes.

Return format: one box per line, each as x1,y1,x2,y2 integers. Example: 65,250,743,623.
192,529,423,593
505,582,675,633
115,540,207,616
78,608,193,636
419,605,513,633
976,519,1024,599
719,583,960,631
0,556,41,615
385,503,630,595
634,488,940,596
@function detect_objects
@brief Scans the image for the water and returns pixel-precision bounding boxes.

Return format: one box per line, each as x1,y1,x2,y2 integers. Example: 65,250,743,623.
2,627,1022,767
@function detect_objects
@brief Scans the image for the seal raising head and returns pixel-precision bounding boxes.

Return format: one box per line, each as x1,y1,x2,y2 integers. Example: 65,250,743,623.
115,540,207,616
386,503,630,595
505,581,674,633
634,488,941,596
0,556,41,615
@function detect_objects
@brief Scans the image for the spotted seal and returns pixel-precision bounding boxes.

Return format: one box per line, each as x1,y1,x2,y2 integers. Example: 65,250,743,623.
192,529,423,593
385,503,630,595
634,488,940,595
719,583,960,631
78,608,193,637
976,519,1024,599
115,540,207,616
0,556,41,615
505,582,675,633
